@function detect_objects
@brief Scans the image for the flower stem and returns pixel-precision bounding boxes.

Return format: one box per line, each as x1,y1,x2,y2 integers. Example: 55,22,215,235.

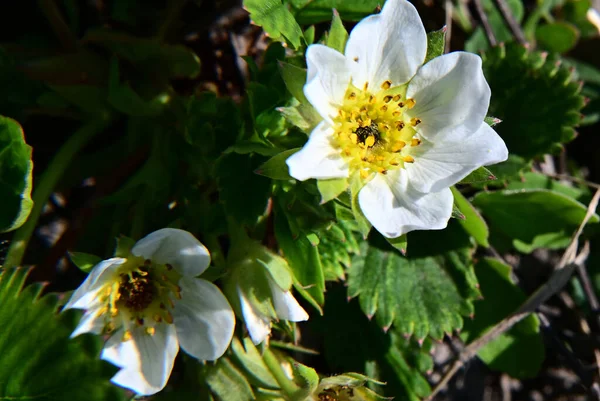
262,348,301,400
4,117,111,268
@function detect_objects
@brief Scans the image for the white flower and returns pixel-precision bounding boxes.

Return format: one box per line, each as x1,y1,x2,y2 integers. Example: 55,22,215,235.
64,228,235,395
286,0,508,238
238,270,309,345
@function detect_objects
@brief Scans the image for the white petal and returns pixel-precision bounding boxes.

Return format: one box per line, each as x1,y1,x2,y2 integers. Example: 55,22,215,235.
286,122,349,181
132,228,210,277
101,324,179,396
406,123,508,193
267,277,308,322
70,306,105,338
173,278,235,361
238,286,272,345
63,258,126,311
304,44,352,122
345,0,427,90
358,172,453,238
406,52,490,142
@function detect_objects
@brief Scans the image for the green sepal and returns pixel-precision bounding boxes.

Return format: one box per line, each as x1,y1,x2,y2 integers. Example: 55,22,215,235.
458,166,497,184
326,9,349,53
278,61,308,104
278,103,322,133
255,148,300,180
349,174,372,238
386,234,408,255
317,178,349,204
424,27,446,64
68,252,103,274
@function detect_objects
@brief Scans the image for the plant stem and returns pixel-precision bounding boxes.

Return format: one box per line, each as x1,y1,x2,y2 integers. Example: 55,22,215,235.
263,348,301,400
4,117,111,268
474,0,498,47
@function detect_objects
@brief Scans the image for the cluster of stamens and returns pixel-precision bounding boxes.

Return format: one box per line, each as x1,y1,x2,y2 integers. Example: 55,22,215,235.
332,80,422,178
97,257,182,341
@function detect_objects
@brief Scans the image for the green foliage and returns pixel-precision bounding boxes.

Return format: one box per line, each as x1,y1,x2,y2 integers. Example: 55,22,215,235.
466,0,524,52
244,0,304,49
326,10,349,53
317,219,360,281
347,232,479,339
462,258,545,378
424,28,446,64
482,43,585,159
536,22,580,53
288,0,382,24
0,117,33,232
205,357,256,401
0,268,125,400
473,189,599,252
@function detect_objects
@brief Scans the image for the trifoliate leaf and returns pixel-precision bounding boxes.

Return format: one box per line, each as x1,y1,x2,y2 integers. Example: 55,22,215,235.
451,187,490,248
255,148,299,180
0,268,125,400
326,10,349,53
245,0,304,49
347,234,477,339
482,43,585,159
68,252,102,274
473,189,599,251
0,116,33,232
424,28,446,64
462,258,544,378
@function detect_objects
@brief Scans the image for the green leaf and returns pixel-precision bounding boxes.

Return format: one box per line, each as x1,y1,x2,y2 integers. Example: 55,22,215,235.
317,178,349,204
289,0,381,25
292,362,319,396
274,204,326,305
318,219,360,281
278,62,308,104
465,0,524,52
278,103,322,133
347,234,477,339
107,58,162,117
482,155,531,187
458,166,497,184
215,153,272,224
205,357,255,401
424,28,446,64
0,117,33,232
244,0,304,49
326,9,349,53
451,187,489,247
536,22,580,53
69,252,102,274
230,337,279,389
505,171,587,201
482,43,585,159
462,258,544,378
255,148,299,180
472,189,599,251
0,268,125,400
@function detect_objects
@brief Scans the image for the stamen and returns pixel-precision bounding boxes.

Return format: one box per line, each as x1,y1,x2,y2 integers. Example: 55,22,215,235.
381,80,392,90
392,111,401,117
383,96,392,103
404,155,415,163
348,92,356,100
123,330,132,341
391,141,406,152
146,327,156,336
405,98,416,109
380,105,388,112
365,136,376,148
392,95,401,102
396,122,405,130
410,118,422,126
411,138,421,146
363,82,369,91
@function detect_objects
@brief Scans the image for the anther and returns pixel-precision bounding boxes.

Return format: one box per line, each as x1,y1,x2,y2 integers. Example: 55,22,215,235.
380,105,388,112
154,314,163,323
381,80,392,90
393,95,401,102
398,102,404,108
350,133,358,144
363,82,369,91
136,317,144,326
411,118,422,126
360,170,369,179
165,312,174,324
391,141,406,152
123,330,132,341
396,121,405,130
354,57,359,62
348,92,356,100
146,327,156,336
404,155,415,163
411,138,421,146
392,111,401,117
383,96,392,103
405,98,416,109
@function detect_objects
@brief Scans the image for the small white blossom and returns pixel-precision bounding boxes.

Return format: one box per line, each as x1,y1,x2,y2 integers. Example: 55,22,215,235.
64,228,235,395
286,0,508,238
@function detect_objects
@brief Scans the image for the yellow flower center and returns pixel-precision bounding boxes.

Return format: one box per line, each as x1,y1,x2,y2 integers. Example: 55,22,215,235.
97,256,182,341
332,80,422,179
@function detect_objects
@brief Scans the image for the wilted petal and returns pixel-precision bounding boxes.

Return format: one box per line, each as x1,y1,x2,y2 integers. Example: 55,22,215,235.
406,52,490,142
406,123,508,193
101,324,179,395
173,278,235,361
304,44,352,122
267,277,309,322
287,122,349,181
132,228,210,277
238,286,272,345
64,258,126,311
358,172,453,238
345,0,427,90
